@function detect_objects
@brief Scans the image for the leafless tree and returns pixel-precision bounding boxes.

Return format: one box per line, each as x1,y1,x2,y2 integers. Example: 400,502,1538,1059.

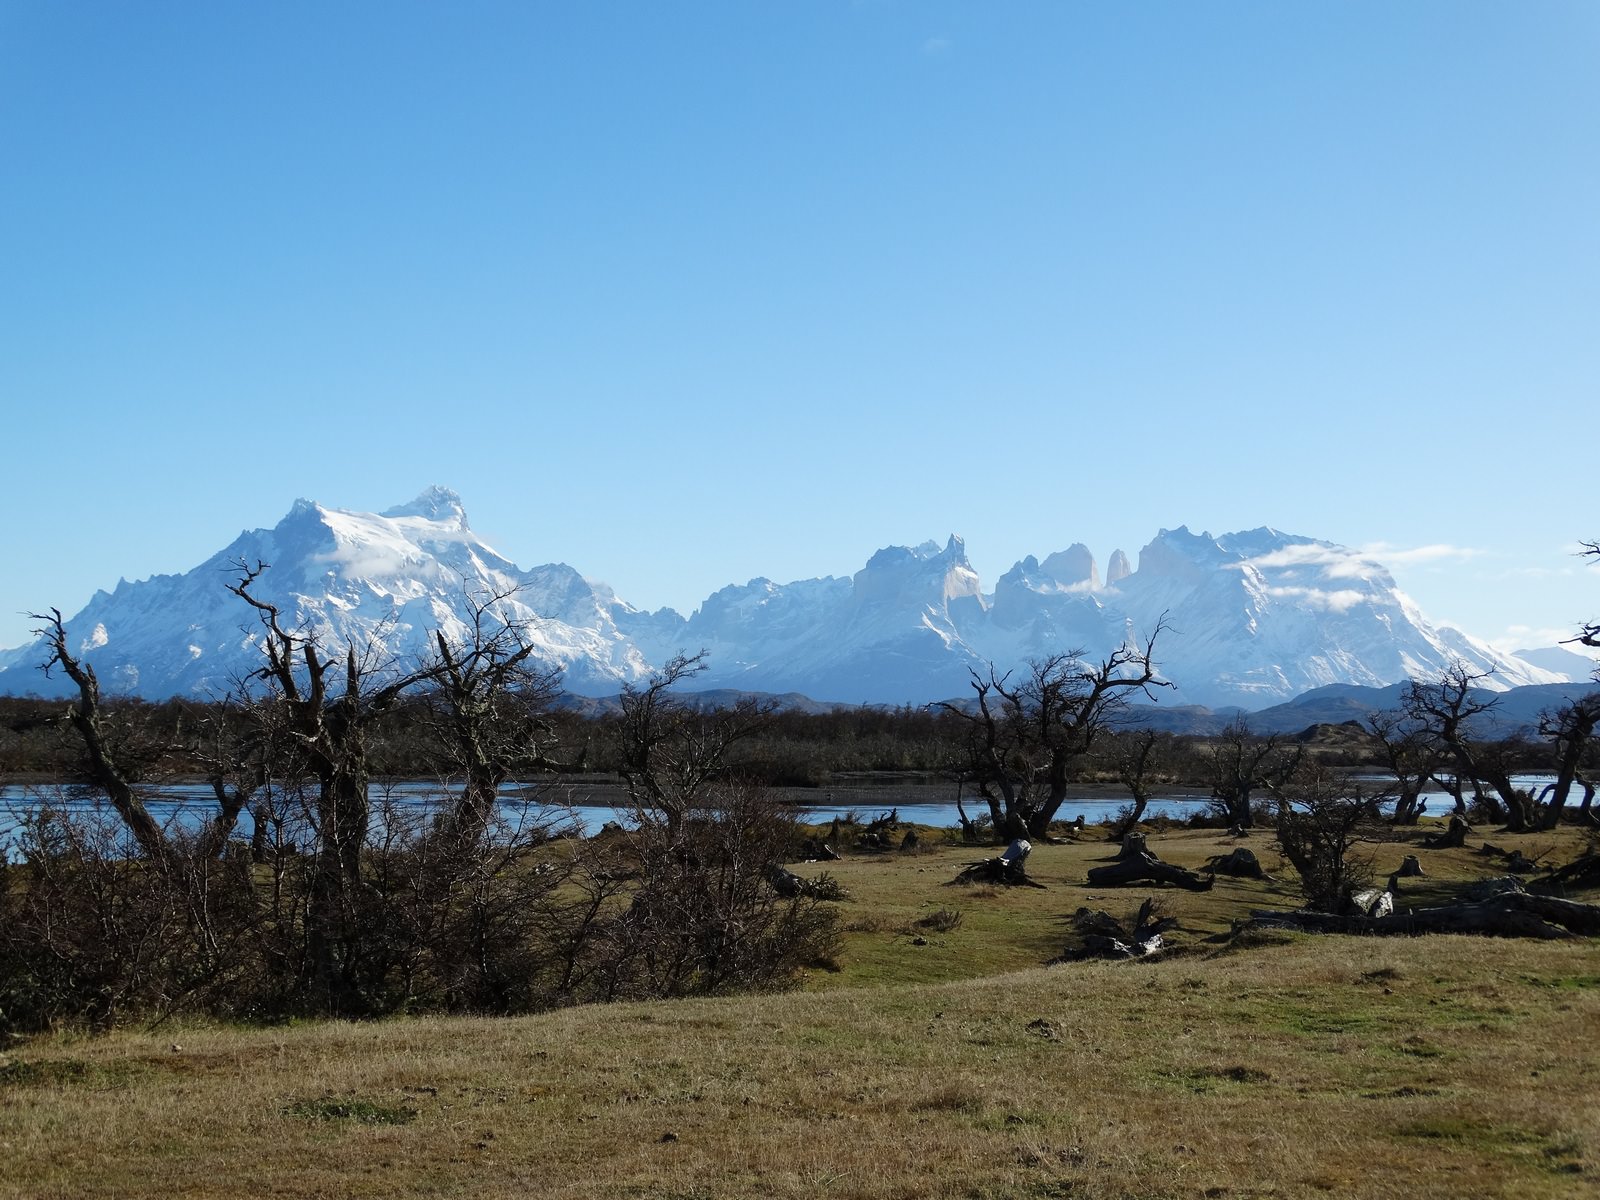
227,560,444,1012
614,651,778,835
1104,727,1171,840
1538,540,1600,828
1403,663,1538,832
1364,707,1439,825
1273,767,1385,914
1204,717,1301,830
30,609,193,861
414,584,574,853
943,623,1172,840
1567,539,1600,652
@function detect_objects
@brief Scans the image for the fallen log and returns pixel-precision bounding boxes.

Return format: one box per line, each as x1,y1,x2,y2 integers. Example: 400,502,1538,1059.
1247,890,1600,939
1205,847,1269,879
1536,853,1600,892
766,866,847,900
1069,898,1177,959
1087,848,1214,892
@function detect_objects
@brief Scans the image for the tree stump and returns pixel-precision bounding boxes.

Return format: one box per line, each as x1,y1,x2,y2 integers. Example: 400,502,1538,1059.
1087,847,1214,892
1421,815,1471,849
1396,855,1425,877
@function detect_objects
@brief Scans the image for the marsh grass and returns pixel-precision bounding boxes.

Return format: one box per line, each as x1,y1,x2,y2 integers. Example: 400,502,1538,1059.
2,825,1597,1199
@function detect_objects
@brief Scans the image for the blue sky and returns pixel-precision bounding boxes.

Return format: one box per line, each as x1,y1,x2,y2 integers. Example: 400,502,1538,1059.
2,2,1596,655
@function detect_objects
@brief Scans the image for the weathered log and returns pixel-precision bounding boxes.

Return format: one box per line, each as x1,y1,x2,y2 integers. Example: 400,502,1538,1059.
1205,847,1269,879
1248,890,1600,939
766,865,846,900
1069,898,1177,959
1349,889,1394,918
1463,875,1524,901
1536,853,1600,891
1087,849,1214,892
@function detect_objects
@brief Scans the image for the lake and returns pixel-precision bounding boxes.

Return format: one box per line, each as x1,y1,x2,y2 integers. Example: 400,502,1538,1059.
0,774,1560,857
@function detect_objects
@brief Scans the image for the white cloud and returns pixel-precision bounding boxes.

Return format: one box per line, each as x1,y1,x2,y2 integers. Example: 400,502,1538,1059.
1264,586,1367,613
1359,542,1485,567
1235,541,1484,580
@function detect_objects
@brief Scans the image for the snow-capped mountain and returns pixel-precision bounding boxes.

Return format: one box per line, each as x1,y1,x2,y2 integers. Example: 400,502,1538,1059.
0,490,1568,708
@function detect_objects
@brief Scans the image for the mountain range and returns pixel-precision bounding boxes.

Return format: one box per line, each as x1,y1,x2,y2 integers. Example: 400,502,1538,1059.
0,487,1584,709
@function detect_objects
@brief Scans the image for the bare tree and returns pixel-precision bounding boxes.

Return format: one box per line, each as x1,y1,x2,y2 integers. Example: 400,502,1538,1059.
1204,717,1301,830
1403,663,1539,832
1568,539,1600,652
1537,541,1600,828
1273,767,1384,914
614,651,778,834
29,608,250,861
415,585,573,853
1364,707,1439,826
943,624,1172,840
1104,727,1171,840
227,561,443,1012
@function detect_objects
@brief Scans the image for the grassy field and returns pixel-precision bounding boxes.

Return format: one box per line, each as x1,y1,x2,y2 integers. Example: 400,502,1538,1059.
3,825,1598,1199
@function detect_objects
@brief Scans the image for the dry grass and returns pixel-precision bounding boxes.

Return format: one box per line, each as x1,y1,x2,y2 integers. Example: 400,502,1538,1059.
3,825,1597,1200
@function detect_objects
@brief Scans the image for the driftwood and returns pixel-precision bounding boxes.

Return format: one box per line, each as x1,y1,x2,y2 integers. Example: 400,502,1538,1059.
1204,847,1269,879
1070,898,1177,959
1088,846,1214,892
1420,815,1472,849
1248,891,1600,940
951,838,1046,888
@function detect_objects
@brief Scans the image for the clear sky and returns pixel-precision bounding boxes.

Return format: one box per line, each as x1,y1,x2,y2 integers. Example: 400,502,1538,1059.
2,2,1596,656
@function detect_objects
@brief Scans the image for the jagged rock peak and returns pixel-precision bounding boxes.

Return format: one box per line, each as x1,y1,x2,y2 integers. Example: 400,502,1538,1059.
1106,549,1132,584
1040,543,1098,589
381,485,469,527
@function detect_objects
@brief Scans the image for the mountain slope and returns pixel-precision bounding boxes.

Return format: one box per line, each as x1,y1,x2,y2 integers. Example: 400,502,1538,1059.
0,491,1565,708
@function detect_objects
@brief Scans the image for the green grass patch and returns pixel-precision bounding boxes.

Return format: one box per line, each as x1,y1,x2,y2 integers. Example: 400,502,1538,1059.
1153,1064,1273,1094
0,1056,146,1089
1397,1117,1544,1146
282,1095,417,1125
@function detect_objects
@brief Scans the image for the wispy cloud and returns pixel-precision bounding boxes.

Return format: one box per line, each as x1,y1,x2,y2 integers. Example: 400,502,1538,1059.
1264,585,1367,613
1359,542,1485,567
1235,541,1483,580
